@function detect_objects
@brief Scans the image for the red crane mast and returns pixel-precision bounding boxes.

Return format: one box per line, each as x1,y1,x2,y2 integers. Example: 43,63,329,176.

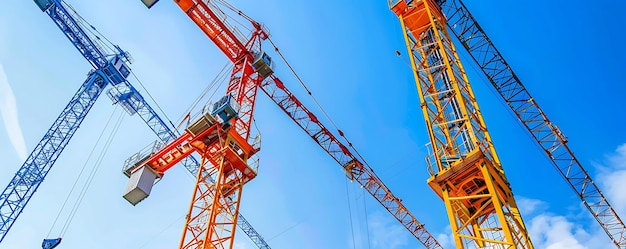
125,0,444,248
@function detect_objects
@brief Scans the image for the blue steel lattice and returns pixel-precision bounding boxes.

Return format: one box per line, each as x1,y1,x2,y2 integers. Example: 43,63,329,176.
0,72,106,242
42,0,108,69
0,1,271,248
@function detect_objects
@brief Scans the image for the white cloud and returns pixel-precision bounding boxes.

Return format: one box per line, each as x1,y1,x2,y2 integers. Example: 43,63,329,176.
528,214,589,249
0,64,27,161
600,170,626,215
434,196,614,248
596,143,626,217
517,196,548,216
608,144,626,168
434,211,593,248
368,211,409,249
522,143,626,249
435,226,454,248
522,200,613,248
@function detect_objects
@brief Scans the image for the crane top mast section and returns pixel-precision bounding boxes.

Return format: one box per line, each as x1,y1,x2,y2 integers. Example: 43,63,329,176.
124,1,272,248
176,0,267,63
176,0,271,141
390,0,499,175
36,0,132,72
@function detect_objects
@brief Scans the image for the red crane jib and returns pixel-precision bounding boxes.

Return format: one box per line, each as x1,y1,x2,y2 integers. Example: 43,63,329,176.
177,0,249,62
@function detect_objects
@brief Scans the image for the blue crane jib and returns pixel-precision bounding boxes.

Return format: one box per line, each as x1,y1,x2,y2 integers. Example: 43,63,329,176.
0,0,165,243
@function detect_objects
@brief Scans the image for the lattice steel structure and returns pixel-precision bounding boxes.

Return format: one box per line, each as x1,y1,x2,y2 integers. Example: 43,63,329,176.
390,0,533,247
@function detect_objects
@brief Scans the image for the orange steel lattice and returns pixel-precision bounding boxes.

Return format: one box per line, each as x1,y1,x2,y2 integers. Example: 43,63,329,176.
131,112,260,249
129,1,267,248
132,0,446,248
390,0,533,247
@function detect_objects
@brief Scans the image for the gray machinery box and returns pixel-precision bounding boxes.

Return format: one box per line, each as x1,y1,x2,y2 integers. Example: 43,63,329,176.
123,165,159,206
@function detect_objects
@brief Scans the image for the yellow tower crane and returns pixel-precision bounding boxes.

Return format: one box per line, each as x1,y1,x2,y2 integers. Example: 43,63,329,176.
390,0,533,247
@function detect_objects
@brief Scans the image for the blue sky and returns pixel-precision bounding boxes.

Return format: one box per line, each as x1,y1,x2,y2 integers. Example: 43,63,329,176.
0,0,625,248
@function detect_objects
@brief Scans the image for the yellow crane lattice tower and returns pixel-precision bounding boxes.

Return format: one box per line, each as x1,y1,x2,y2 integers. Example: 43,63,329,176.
390,0,533,247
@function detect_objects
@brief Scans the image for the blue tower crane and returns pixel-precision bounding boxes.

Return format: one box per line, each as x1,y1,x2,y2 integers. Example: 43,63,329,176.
0,1,271,248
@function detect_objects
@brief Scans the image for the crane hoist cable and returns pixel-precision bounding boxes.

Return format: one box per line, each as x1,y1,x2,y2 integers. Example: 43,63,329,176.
261,214,314,244
43,107,125,247
65,3,116,56
456,47,544,154
213,0,255,34
377,144,425,177
129,70,175,128
361,186,372,249
68,2,179,135
175,61,233,129
346,177,372,249
213,0,380,179
62,111,124,236
137,214,186,249
76,0,235,141
344,177,357,249
69,0,238,139
266,37,380,178
265,30,437,246
213,0,266,38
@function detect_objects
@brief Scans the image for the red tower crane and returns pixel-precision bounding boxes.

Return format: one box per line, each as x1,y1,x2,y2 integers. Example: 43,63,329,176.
124,0,443,248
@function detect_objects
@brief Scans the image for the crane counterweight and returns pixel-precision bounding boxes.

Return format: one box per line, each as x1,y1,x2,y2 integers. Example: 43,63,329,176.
123,165,160,206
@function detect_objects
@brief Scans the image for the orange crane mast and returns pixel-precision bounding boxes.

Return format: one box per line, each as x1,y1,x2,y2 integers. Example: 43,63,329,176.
125,0,443,248
390,0,532,247
127,1,267,247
